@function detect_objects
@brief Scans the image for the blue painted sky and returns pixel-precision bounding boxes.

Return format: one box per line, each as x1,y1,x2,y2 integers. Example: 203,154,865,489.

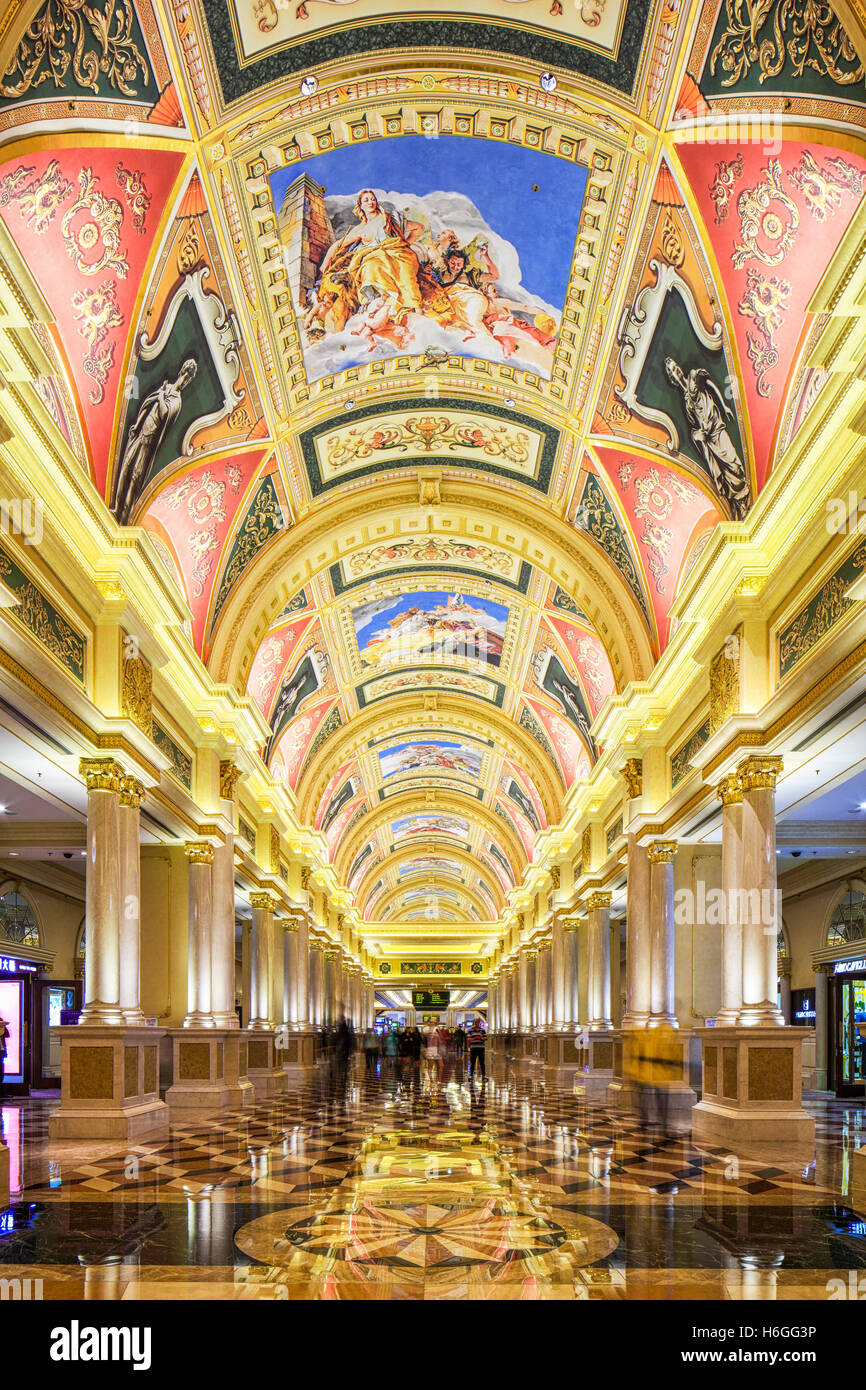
353,590,509,652
270,136,586,310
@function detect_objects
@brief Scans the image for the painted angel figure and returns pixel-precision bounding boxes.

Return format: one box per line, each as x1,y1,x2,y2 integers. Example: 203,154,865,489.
112,359,197,524
664,357,750,520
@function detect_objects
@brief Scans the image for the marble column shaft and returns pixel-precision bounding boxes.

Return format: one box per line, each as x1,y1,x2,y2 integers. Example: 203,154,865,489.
248,893,276,1029
184,843,214,1026
739,757,785,1025
587,892,613,1031
118,776,145,1024
648,841,677,1027
79,759,124,1025
623,834,651,1029
717,774,744,1026
211,831,237,1029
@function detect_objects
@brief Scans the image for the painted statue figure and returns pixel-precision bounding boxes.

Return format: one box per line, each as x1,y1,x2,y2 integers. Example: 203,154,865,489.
112,359,197,524
664,357,750,520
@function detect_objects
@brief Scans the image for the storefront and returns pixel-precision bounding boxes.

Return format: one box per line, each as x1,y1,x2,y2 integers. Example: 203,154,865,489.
0,951,80,1095
829,956,866,1098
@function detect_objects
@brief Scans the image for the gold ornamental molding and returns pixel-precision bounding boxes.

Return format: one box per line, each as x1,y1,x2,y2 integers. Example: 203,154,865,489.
621,757,642,799
219,759,243,802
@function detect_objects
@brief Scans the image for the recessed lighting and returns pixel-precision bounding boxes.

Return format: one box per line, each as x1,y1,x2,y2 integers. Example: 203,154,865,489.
8,851,18,856
0,804,6,813
300,76,318,97
80,850,87,857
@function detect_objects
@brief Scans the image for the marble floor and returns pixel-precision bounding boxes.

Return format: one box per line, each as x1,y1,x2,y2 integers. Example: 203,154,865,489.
1,1061,864,1301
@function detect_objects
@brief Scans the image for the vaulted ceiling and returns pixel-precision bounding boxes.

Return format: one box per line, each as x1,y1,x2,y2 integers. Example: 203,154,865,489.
0,0,863,936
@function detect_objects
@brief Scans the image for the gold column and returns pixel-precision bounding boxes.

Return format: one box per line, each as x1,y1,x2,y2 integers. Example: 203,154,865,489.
79,758,124,1025
587,891,613,1031
717,773,744,1026
248,892,277,1030
648,841,678,1028
118,776,145,1025
184,842,215,1027
738,756,785,1026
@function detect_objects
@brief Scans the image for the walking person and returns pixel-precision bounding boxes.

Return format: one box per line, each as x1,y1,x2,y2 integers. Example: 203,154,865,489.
468,1018,487,1085
453,1023,467,1078
0,1015,8,1092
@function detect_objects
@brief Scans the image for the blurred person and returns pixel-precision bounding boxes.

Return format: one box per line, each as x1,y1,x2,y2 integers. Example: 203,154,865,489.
453,1022,467,1077
363,1025,379,1076
0,1014,7,1090
468,1017,487,1084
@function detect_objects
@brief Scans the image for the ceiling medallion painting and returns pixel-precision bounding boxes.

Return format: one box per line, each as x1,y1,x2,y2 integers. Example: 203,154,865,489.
351,590,509,671
298,395,559,495
271,137,587,382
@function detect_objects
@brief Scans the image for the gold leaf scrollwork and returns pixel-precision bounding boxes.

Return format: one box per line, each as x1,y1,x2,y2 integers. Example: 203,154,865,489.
709,640,739,734
1,0,150,100
122,642,153,739
710,0,864,88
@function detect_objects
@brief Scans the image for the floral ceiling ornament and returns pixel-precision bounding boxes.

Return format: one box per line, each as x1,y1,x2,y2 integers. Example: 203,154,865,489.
0,159,72,233
789,150,865,221
1,0,150,100
70,279,123,403
709,0,864,88
738,269,791,398
61,166,128,278
708,154,744,225
326,416,531,471
731,160,799,269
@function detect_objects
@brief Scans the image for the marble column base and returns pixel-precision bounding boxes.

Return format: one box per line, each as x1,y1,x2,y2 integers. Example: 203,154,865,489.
245,1032,288,1096
224,1031,255,1109
608,1028,697,1119
692,1027,814,1146
852,1147,866,1216
0,1141,8,1208
278,1028,318,1080
573,1030,617,1103
164,1029,240,1116
48,1026,169,1141
542,1031,587,1088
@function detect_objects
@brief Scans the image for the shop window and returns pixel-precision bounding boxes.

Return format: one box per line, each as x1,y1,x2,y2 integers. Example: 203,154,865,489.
828,890,866,948
0,891,40,947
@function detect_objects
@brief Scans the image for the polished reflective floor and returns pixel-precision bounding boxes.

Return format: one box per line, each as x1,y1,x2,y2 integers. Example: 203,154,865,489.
1,1061,864,1300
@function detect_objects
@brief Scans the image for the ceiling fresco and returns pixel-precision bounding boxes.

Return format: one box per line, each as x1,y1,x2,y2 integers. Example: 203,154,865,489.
1,0,862,932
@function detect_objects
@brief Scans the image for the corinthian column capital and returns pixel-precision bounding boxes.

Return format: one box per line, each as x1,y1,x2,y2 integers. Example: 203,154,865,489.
185,841,214,865
716,772,743,806
587,891,612,912
250,891,278,912
738,754,783,790
648,839,677,864
79,757,122,793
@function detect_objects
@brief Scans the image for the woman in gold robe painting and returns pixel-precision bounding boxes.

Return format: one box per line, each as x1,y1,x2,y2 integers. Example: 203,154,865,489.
304,189,455,343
